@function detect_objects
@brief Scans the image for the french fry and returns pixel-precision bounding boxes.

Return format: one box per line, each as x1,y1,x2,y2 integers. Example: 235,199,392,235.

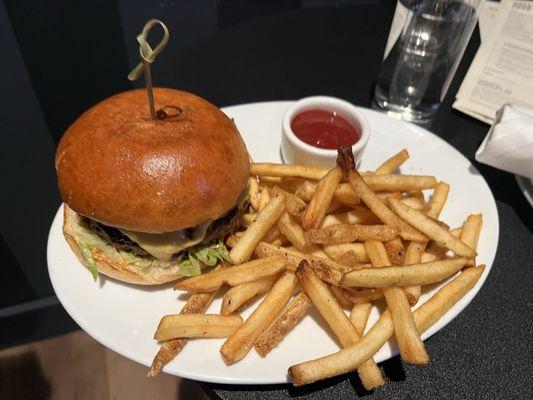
329,284,355,309
230,192,286,264
221,274,280,315
415,265,485,331
309,247,331,259
303,166,344,229
426,182,450,219
277,211,309,251
148,291,217,377
240,213,255,227
331,286,384,307
302,178,434,209
226,231,245,249
325,199,344,215
259,176,284,185
345,287,384,305
241,214,285,245
288,265,485,386
296,181,361,206
322,243,369,265
386,197,476,258
255,242,354,285
333,183,361,206
154,314,243,340
403,182,452,305
362,174,437,192
294,180,316,202
175,256,286,293
459,214,483,251
402,241,425,305
306,224,398,244
349,303,373,336
297,262,384,390
384,237,405,266
251,163,331,180
364,240,428,365
341,257,469,288
420,251,438,263
421,228,462,262
375,149,409,174
249,177,260,212
271,186,307,218
259,177,305,193
376,191,403,201
220,270,298,364
400,196,426,211
255,292,312,357
263,225,284,244
258,187,271,211
321,207,380,227
337,147,426,242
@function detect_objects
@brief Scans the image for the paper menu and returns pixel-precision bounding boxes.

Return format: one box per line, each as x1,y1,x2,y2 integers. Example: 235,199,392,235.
453,0,533,124
478,0,500,42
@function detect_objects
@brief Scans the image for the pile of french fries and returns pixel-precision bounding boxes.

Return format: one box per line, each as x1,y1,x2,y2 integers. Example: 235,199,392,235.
148,146,485,392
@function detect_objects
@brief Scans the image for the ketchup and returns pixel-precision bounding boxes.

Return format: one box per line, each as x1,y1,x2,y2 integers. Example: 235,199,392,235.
291,109,360,150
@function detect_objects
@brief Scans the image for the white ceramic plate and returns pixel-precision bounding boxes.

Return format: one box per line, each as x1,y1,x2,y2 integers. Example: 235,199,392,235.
47,101,499,385
516,175,533,207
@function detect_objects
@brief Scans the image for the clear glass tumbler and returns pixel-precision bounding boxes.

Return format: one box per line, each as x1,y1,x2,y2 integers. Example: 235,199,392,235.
373,0,482,123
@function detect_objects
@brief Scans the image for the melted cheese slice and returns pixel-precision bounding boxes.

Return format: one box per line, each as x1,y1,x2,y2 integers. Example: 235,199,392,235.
119,220,212,261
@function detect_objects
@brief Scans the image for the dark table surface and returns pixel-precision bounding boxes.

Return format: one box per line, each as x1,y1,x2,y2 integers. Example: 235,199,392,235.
2,2,532,399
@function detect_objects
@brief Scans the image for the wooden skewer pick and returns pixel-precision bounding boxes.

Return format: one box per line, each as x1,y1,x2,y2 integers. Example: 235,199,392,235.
128,19,169,120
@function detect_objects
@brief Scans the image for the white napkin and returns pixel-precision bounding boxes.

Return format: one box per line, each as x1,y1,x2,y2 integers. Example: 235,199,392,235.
475,104,533,180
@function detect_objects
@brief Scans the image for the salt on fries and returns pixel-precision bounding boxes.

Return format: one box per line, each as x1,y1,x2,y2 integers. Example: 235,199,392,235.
150,146,485,394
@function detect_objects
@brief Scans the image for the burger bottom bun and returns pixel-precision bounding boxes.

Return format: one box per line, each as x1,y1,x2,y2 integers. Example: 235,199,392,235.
62,205,186,285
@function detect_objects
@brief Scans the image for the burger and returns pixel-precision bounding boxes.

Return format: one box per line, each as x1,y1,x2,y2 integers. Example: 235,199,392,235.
55,88,250,285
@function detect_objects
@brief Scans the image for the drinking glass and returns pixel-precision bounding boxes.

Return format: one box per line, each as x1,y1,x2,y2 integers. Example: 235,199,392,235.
373,0,482,123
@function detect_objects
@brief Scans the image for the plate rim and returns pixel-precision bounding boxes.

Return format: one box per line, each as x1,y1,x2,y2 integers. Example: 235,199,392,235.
47,100,500,385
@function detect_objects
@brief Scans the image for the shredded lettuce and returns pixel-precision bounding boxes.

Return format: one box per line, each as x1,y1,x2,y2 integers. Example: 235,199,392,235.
179,257,201,277
179,241,229,276
78,237,98,281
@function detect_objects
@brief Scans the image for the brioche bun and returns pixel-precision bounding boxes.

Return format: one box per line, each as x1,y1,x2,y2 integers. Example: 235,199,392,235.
56,88,250,233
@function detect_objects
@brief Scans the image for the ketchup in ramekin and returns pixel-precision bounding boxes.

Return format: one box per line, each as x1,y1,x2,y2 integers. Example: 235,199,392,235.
290,109,361,150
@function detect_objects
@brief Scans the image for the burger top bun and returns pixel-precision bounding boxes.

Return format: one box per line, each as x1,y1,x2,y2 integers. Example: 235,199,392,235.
56,88,250,233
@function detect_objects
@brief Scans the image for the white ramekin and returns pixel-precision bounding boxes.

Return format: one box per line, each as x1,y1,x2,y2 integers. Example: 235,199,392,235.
281,96,371,167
